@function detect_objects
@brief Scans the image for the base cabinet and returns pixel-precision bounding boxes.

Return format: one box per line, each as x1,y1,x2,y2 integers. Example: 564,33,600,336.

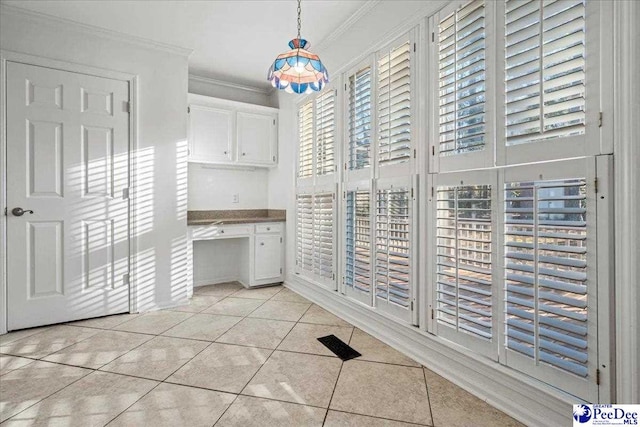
254,234,283,282
189,222,285,288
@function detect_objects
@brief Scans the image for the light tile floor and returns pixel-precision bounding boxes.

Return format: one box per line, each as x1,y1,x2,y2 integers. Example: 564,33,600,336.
0,282,523,426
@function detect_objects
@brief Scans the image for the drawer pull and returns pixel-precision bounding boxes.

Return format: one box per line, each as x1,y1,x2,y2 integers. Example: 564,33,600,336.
266,227,271,231
220,230,225,234
260,242,265,246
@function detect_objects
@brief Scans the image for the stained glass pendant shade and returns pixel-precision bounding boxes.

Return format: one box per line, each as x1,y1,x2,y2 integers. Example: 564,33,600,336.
267,0,329,94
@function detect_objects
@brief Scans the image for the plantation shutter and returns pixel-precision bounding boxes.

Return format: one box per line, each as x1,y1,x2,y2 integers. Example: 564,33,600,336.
375,186,411,312
348,66,372,171
504,177,589,377
378,40,412,167
505,0,586,145
296,194,314,272
346,190,372,294
313,193,334,280
436,184,493,340
298,101,314,178
438,0,487,157
315,90,336,176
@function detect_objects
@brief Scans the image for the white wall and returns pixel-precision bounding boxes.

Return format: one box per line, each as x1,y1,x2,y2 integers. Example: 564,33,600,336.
188,164,269,210
193,238,249,286
189,75,275,108
0,6,190,314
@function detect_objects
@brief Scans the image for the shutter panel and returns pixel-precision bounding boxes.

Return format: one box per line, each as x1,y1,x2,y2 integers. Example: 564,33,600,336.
313,193,334,280
348,66,372,171
438,0,487,156
296,194,314,272
505,0,586,145
375,187,411,309
298,101,313,178
504,177,589,377
346,190,372,293
378,40,412,167
436,184,492,339
315,91,335,176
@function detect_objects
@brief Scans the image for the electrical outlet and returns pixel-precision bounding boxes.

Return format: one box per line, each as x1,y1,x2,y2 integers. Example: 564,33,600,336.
232,194,239,203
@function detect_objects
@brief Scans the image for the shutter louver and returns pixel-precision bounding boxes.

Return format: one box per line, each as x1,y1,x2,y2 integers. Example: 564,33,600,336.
313,193,334,280
505,0,586,145
505,177,589,377
436,185,492,339
438,0,487,156
315,91,335,176
348,67,372,170
375,187,411,308
296,194,314,272
298,101,313,177
378,41,412,166
346,190,372,293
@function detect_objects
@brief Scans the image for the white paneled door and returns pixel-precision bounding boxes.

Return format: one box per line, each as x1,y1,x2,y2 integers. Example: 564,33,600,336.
6,62,130,330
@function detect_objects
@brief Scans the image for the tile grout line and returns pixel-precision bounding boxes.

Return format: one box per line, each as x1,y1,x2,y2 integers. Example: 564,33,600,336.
102,333,224,425
422,366,436,427
212,315,283,425
103,381,165,426
322,359,343,425
328,409,432,426
2,362,95,423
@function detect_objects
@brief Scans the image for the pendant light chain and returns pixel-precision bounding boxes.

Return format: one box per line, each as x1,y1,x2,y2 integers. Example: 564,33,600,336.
297,0,302,40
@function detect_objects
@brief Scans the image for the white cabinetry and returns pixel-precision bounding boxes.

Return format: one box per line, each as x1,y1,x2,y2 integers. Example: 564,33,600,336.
254,227,284,283
237,112,277,164
189,222,284,288
189,106,233,163
188,94,278,167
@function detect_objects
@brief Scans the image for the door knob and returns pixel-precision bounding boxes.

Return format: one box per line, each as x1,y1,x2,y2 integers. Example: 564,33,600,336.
12,207,34,216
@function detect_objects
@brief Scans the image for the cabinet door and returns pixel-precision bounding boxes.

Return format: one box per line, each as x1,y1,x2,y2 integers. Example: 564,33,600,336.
254,235,283,281
189,105,233,163
237,111,277,165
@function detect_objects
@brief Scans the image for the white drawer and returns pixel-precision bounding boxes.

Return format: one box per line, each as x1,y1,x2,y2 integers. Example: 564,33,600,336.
255,223,283,234
190,224,252,240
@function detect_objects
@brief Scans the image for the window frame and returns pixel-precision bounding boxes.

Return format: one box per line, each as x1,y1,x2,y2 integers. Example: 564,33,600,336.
429,169,499,360
497,156,606,402
430,0,497,173
495,0,613,166
373,175,418,325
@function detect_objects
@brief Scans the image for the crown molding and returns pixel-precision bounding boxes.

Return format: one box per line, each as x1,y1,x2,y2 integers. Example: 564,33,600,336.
189,73,270,95
0,4,193,57
312,0,382,53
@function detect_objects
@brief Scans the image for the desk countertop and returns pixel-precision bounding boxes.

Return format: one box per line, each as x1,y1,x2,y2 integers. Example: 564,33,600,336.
187,209,285,226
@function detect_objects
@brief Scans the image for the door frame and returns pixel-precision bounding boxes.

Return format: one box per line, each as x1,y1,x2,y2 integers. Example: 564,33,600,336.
0,50,139,334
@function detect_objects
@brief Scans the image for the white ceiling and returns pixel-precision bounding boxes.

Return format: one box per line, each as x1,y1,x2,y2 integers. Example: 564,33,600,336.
1,0,370,89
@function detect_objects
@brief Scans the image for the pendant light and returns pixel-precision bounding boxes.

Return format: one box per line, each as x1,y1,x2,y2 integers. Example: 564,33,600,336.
267,0,329,94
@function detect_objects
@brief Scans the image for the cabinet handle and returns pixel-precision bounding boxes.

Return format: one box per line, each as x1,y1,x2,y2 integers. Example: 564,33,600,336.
260,242,265,246
223,151,228,154
266,227,271,231
220,230,225,234
242,152,246,156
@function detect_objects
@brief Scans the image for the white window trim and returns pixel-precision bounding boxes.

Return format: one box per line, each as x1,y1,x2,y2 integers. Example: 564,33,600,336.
429,169,499,360
430,0,497,173
495,0,613,166
497,156,608,403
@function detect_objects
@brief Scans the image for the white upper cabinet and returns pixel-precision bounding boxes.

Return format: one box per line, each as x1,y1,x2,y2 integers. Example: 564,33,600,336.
189,106,234,163
188,94,278,167
237,111,277,164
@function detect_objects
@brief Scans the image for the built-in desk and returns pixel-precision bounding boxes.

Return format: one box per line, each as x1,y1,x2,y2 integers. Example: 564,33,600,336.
187,210,285,294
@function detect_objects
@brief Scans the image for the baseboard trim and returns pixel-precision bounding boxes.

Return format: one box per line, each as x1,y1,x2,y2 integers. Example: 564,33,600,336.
285,276,577,427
